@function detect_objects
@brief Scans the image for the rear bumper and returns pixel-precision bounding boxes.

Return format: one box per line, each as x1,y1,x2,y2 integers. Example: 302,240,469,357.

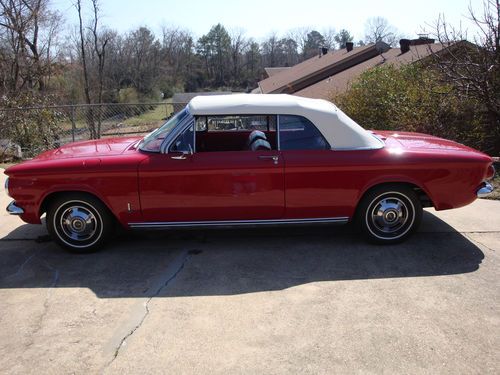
477,182,494,198
6,201,24,215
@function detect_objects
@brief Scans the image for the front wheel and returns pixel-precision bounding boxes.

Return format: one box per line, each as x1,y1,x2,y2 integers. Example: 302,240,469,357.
357,185,422,244
46,193,114,253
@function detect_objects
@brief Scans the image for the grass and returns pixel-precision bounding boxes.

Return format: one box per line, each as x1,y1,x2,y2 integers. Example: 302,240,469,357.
57,100,174,132
122,102,172,127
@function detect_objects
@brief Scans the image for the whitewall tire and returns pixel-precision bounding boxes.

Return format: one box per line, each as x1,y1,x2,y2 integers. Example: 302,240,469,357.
46,193,114,253
357,185,422,244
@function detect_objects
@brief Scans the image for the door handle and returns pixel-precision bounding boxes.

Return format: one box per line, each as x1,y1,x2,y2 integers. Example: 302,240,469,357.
258,155,279,165
171,149,193,160
171,154,187,160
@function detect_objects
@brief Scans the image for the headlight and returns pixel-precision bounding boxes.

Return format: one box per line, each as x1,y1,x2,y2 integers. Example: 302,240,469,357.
4,177,9,197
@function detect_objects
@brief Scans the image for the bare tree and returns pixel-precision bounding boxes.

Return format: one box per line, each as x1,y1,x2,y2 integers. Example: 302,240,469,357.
0,0,60,93
76,1,90,100
90,0,110,136
75,0,95,138
430,0,500,153
286,27,311,56
261,32,280,67
322,27,337,51
161,25,194,87
364,16,401,46
75,0,112,138
229,28,248,85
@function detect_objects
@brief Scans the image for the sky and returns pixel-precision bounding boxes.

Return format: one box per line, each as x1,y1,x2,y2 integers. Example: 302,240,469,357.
52,0,486,42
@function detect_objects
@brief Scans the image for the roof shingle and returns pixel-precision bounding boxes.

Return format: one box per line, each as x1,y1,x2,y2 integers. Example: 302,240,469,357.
294,43,448,100
258,43,390,94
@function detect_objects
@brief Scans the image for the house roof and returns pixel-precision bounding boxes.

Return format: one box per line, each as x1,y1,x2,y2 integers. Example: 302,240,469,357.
264,67,291,77
187,94,384,150
258,42,390,95
294,43,448,100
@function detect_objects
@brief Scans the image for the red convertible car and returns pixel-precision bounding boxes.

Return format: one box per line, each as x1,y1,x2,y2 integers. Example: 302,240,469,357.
4,94,495,252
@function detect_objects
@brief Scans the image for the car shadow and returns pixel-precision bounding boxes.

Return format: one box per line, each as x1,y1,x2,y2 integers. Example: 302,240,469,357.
0,211,484,298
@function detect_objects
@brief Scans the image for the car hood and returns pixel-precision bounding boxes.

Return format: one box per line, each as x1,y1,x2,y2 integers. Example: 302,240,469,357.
33,136,142,161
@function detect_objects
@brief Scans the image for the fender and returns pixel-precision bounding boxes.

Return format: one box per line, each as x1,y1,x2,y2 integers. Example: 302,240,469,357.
357,174,436,206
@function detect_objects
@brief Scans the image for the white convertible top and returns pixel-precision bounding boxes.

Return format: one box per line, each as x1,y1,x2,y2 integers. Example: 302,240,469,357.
187,94,383,150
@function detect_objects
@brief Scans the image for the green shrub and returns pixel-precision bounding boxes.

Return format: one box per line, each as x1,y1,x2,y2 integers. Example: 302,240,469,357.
332,64,488,151
118,87,139,103
0,94,62,159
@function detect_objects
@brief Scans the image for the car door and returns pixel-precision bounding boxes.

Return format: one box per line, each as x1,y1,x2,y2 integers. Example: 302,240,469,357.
279,114,354,219
138,115,284,223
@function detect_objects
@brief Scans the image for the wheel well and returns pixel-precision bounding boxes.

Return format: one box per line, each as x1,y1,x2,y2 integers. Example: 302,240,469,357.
39,191,112,217
359,182,434,209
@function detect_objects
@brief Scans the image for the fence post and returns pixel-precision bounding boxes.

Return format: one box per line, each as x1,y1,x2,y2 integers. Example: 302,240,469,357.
70,106,76,142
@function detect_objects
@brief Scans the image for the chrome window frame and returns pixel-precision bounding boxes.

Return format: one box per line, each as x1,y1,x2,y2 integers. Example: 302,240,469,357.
160,109,196,154
179,113,279,152
276,115,281,151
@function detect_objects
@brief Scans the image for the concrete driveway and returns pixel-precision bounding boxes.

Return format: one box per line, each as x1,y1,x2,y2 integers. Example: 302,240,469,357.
0,169,499,374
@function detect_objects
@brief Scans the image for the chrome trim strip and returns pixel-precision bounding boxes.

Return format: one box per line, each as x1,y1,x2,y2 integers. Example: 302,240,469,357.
6,201,24,215
193,118,197,153
276,114,281,151
129,217,349,229
490,164,496,179
4,177,9,197
477,182,494,198
160,108,194,154
332,144,385,151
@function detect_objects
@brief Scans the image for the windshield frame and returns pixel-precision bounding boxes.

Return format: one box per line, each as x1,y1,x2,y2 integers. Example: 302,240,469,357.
138,108,193,153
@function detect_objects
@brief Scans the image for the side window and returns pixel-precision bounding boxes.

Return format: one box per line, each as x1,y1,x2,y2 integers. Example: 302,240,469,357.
206,115,274,132
195,115,277,152
169,123,194,153
279,115,329,150
195,117,207,131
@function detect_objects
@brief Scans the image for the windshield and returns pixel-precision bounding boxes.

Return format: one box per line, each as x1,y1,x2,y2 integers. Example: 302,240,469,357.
138,109,188,152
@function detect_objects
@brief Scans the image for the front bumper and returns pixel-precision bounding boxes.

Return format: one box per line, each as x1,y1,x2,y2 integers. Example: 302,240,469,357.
477,182,494,198
6,201,24,215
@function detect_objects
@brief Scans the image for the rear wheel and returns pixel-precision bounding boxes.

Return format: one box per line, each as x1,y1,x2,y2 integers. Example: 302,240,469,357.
46,193,114,253
357,185,422,244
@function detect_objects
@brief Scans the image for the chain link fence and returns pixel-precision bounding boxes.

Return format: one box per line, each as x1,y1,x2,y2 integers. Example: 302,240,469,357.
0,102,181,160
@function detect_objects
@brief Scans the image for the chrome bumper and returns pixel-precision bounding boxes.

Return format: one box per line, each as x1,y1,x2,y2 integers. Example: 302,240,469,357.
6,201,24,215
477,182,494,198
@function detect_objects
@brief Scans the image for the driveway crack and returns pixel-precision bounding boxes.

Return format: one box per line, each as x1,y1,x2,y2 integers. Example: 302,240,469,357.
26,258,60,346
3,253,37,281
463,233,496,252
104,250,191,369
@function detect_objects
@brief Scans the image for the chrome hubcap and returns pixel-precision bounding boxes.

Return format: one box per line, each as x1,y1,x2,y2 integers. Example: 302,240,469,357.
60,206,97,241
370,197,408,234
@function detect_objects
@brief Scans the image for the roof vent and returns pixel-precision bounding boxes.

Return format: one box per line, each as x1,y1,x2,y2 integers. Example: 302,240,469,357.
318,47,328,57
410,36,436,46
346,42,354,52
399,39,410,54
